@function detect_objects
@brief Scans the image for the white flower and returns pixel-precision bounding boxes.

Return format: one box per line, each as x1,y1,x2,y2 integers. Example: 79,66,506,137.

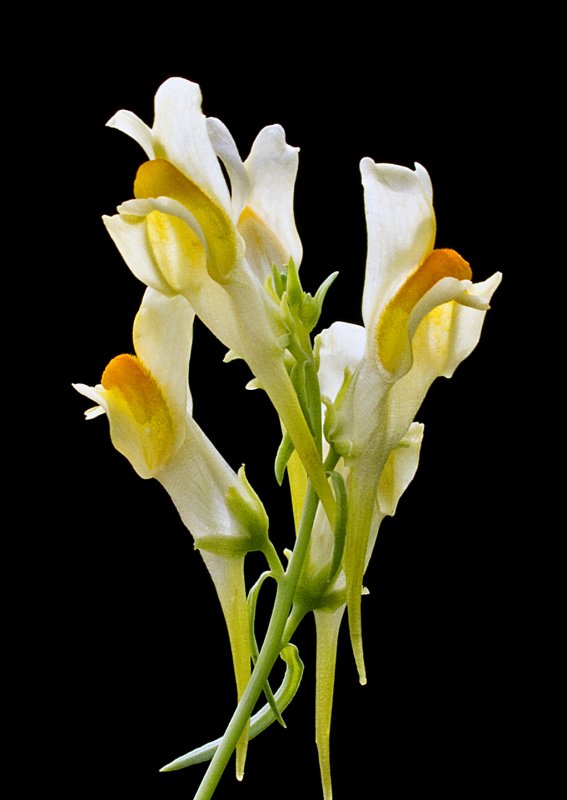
317,160,502,683
74,287,271,776
103,77,335,525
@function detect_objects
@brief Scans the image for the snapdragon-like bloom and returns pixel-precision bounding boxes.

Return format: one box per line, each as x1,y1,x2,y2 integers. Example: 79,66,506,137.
74,288,270,777
319,161,502,683
102,77,335,524
74,289,192,478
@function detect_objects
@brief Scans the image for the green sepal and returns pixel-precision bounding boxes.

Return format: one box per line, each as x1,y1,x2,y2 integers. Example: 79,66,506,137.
301,271,339,333
284,257,303,307
198,467,269,557
229,465,269,543
327,470,348,585
276,261,339,346
195,536,251,558
266,263,287,301
159,644,304,772
276,333,292,351
275,432,295,486
295,469,349,612
322,366,355,457
280,260,338,334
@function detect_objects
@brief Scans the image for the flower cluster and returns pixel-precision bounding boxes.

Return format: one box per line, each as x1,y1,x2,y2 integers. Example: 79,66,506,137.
75,78,501,800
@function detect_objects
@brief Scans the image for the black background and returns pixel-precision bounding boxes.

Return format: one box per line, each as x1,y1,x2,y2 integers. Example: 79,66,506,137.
27,15,539,799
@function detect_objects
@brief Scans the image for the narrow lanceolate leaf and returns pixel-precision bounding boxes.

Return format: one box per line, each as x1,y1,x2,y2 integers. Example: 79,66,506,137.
247,572,286,728
159,645,304,772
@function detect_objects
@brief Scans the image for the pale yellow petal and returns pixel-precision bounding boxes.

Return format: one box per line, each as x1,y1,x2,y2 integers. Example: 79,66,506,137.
243,124,302,271
152,77,231,210
133,289,195,418
317,321,366,403
360,159,436,330
103,212,174,297
376,248,472,377
134,158,239,284
99,354,178,479
376,422,424,518
106,109,155,159
207,117,250,218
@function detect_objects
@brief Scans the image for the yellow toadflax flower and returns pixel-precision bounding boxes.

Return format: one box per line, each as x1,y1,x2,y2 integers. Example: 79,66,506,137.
102,77,335,525
74,289,191,478
74,288,271,778
319,160,502,684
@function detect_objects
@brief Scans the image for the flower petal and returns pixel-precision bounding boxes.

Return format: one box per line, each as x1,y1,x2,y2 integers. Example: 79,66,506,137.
317,321,366,403
74,289,194,479
105,196,209,295
376,422,424,518
360,159,436,329
103,211,174,296
241,124,302,271
436,271,502,378
207,117,251,218
414,161,433,200
96,354,178,479
106,109,155,159
151,78,231,210
133,288,195,417
158,416,250,541
384,271,502,444
376,248,473,376
134,158,239,284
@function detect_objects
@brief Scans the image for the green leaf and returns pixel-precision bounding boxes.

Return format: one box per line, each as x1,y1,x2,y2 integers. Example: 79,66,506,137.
274,432,295,485
159,644,305,772
247,571,285,727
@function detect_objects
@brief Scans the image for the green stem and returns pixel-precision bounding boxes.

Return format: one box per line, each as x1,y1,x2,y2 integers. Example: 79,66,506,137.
262,539,285,581
160,644,304,771
248,571,286,727
193,479,321,800
281,603,308,646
